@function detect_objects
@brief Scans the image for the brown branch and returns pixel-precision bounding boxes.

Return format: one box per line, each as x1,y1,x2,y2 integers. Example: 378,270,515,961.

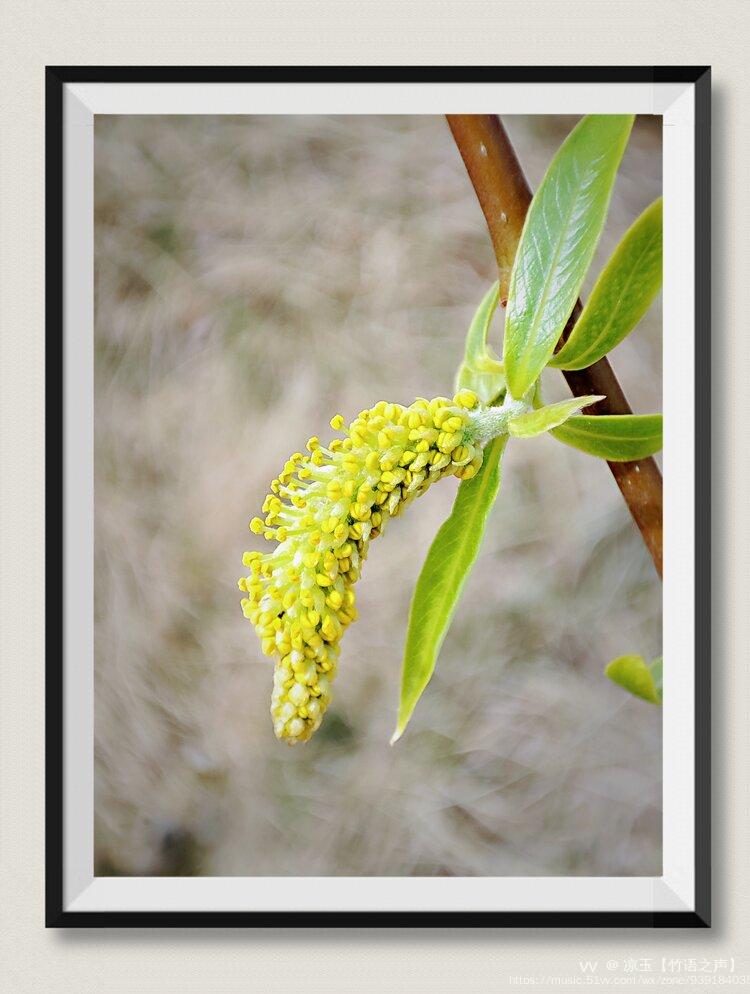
447,114,663,578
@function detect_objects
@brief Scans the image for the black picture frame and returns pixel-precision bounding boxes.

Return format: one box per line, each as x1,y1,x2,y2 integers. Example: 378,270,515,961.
45,65,711,928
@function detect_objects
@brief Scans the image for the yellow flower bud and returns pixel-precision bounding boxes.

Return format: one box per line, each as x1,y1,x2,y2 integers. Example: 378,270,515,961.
239,395,484,744
454,388,479,409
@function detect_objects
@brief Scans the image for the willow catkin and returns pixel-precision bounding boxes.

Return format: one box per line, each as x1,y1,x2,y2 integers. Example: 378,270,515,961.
239,390,484,743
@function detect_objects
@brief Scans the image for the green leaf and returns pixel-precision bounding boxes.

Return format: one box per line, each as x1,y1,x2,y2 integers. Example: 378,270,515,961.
605,654,663,704
551,413,662,461
503,114,634,399
649,657,663,696
508,395,603,438
455,282,506,404
550,198,663,370
392,436,507,743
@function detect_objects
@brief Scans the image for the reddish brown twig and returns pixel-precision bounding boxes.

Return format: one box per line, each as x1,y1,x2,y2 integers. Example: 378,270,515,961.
447,115,663,578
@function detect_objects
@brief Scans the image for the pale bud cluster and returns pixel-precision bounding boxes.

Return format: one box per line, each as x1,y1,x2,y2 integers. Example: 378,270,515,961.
239,390,484,743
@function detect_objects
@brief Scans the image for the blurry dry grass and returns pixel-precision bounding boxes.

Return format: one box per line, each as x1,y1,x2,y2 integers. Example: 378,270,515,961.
94,114,662,877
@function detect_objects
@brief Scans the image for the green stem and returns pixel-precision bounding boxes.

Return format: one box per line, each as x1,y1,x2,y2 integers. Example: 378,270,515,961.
467,397,528,444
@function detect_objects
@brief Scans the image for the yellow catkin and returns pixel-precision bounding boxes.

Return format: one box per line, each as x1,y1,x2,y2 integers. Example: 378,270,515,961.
240,391,483,744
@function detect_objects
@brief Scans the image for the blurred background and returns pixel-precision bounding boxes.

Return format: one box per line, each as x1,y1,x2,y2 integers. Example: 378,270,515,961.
94,114,662,878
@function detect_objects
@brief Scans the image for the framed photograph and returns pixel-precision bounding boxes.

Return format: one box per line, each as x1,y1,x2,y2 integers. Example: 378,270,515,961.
47,66,710,927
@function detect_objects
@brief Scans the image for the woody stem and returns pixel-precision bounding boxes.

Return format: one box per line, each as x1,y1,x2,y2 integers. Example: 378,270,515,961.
446,114,663,578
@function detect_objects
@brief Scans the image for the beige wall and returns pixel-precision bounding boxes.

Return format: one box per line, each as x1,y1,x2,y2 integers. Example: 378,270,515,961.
1,2,746,991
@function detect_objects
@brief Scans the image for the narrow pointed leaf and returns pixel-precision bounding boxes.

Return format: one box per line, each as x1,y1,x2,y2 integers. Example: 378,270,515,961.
551,413,662,461
392,436,507,743
504,114,634,399
455,281,506,404
605,654,663,704
508,395,603,438
550,198,663,370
